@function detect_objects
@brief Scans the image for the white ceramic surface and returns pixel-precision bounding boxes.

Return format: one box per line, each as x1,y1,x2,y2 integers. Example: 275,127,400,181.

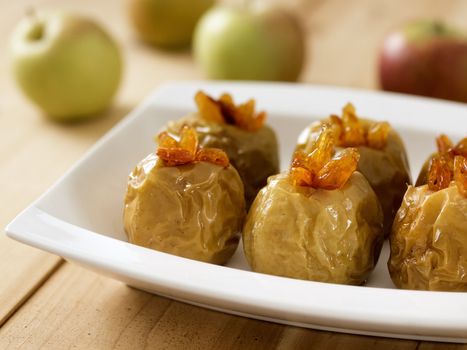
6,82,467,342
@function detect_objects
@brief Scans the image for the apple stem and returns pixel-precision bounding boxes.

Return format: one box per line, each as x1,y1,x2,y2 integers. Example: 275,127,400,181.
25,8,44,41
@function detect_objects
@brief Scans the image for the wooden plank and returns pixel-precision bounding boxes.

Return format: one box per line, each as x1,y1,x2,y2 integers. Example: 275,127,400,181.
0,242,62,326
0,263,431,350
418,344,467,350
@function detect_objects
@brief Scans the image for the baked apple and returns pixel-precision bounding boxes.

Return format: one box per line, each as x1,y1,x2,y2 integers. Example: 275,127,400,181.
243,126,384,285
124,125,245,264
389,135,467,291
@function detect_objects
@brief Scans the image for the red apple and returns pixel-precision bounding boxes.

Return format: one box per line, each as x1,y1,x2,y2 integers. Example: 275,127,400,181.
379,20,467,103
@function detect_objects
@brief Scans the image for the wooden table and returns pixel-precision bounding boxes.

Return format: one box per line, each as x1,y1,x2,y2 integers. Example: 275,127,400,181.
1,0,466,348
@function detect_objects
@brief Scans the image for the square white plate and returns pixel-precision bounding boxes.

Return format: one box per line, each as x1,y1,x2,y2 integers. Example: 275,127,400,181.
6,81,467,343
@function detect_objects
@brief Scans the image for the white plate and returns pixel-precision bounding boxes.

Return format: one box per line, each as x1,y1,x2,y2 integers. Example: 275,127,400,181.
6,82,467,343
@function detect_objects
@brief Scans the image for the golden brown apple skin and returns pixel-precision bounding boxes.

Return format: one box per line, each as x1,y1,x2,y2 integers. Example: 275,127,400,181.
243,172,384,285
388,184,467,291
296,118,411,237
124,153,245,264
166,114,279,208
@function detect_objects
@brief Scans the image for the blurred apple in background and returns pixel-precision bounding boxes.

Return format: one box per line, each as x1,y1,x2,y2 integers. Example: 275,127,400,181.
10,12,122,122
193,2,305,81
379,20,467,103
128,0,215,49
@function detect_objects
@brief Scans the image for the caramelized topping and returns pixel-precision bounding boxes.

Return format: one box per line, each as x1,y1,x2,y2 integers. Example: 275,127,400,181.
327,103,390,150
427,135,467,196
291,126,360,189
195,91,266,132
451,137,467,157
436,134,454,155
454,156,467,197
367,121,391,149
195,148,230,167
341,103,366,146
428,156,452,192
156,125,229,168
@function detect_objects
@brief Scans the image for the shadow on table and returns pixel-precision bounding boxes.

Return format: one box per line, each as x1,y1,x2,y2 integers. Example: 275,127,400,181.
98,284,437,350
49,104,134,143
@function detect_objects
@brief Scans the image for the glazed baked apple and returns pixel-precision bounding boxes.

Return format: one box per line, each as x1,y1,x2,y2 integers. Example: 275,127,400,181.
389,134,467,291
124,125,245,264
243,126,384,285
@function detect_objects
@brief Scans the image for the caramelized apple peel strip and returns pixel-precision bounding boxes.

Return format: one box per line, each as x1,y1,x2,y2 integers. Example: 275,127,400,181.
327,103,390,150
454,156,467,197
428,135,467,196
156,125,230,168
291,126,360,189
451,137,467,157
341,103,366,146
195,91,266,132
314,148,360,190
427,156,453,193
436,134,454,155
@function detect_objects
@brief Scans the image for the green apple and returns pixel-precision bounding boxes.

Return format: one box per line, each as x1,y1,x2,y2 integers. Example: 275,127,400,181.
10,12,123,122
128,0,215,49
193,3,306,81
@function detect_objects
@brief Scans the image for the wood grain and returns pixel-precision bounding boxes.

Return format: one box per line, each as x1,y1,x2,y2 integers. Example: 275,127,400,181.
1,0,467,348
0,263,447,350
1,263,465,349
